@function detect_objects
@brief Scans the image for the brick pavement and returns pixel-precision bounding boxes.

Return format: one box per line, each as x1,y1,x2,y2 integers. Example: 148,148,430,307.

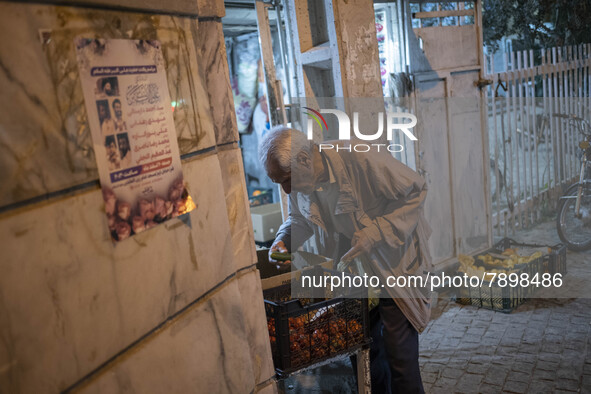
421,297,591,393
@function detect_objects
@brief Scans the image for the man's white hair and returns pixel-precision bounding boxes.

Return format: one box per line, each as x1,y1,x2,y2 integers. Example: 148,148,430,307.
258,126,312,172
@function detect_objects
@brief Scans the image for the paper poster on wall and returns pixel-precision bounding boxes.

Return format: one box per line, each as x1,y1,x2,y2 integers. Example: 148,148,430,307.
75,38,195,242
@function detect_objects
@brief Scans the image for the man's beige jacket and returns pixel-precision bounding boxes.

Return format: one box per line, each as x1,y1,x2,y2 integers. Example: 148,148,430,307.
276,147,433,333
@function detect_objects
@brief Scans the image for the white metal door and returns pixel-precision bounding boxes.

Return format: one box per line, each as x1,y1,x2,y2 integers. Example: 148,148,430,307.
409,0,491,267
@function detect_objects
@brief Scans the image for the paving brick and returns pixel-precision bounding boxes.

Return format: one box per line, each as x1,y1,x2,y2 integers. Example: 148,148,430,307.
446,331,464,339
432,376,457,388
478,383,503,394
570,316,589,324
556,368,581,381
537,352,561,363
528,380,555,393
502,380,529,393
562,349,585,364
555,378,580,392
543,334,564,344
421,371,438,384
514,354,537,365
520,335,540,345
475,346,495,356
483,365,509,386
564,330,585,339
488,322,509,331
491,355,512,365
571,324,590,334
481,337,502,347
463,334,483,344
536,360,560,371
511,362,534,375
466,327,486,336
496,346,517,357
422,363,445,374
504,329,525,340
564,339,586,350
469,355,488,365
466,362,489,375
441,367,463,379
455,372,483,392
492,314,513,324
499,336,520,347
532,368,556,381
440,338,461,348
517,343,540,354
541,341,563,353
530,314,550,322
452,317,473,325
429,385,450,394
451,355,470,366
507,370,531,383
522,329,545,340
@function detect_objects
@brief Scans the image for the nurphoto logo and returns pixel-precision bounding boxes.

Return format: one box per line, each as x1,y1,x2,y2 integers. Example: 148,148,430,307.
303,108,418,153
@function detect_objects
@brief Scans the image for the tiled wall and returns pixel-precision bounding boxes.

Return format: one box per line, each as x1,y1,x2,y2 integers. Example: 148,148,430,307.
0,1,275,392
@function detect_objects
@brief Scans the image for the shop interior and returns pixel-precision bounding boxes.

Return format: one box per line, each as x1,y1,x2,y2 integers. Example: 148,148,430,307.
222,0,422,247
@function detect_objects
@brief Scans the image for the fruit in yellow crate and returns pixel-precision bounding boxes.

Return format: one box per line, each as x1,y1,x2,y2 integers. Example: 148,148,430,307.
484,272,495,281
459,254,475,267
502,248,518,256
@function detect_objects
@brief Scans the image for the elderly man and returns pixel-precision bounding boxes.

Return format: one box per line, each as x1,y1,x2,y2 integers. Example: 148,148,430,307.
259,126,432,393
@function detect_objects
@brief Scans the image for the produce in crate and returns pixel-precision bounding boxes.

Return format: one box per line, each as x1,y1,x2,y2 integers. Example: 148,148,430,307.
262,262,369,373
458,248,543,282
266,311,364,367
270,252,294,261
456,238,566,313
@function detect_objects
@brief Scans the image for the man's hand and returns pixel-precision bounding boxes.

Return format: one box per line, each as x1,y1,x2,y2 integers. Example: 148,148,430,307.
269,239,291,269
340,230,373,264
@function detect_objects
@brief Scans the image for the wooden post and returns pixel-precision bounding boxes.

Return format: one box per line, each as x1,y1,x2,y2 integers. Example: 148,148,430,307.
356,347,371,394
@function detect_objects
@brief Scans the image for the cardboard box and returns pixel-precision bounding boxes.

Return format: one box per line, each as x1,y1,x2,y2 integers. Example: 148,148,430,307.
250,203,283,243
256,249,334,290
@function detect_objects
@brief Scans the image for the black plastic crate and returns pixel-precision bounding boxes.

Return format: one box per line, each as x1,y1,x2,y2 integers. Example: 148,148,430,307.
458,282,529,313
547,243,567,275
263,268,370,375
456,238,555,313
456,256,543,313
